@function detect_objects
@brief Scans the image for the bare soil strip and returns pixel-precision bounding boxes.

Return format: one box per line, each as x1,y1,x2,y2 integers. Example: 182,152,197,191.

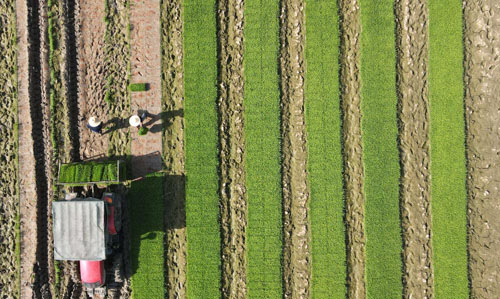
160,0,187,298
105,0,131,158
338,0,366,297
279,1,311,297
395,0,434,297
0,0,19,297
216,0,247,297
464,1,500,297
16,0,38,296
78,0,109,160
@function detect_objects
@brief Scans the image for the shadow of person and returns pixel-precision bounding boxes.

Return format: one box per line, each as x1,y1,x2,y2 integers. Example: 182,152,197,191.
102,117,129,135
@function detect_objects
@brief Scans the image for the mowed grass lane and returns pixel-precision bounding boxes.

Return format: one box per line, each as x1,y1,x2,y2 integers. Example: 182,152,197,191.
359,0,402,297
304,1,346,298
429,1,468,297
184,0,221,297
244,0,282,297
129,174,165,298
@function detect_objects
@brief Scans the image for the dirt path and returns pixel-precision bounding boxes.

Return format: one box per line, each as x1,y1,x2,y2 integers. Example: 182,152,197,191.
339,0,366,297
216,0,247,297
129,0,162,177
464,1,500,297
16,0,37,296
161,0,187,297
279,1,311,297
78,0,108,160
395,0,434,297
0,0,19,297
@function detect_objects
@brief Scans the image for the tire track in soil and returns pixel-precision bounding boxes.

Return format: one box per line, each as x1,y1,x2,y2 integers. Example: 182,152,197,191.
161,0,187,298
0,0,19,297
216,0,247,297
24,0,54,296
395,0,434,297
464,1,500,297
339,0,366,297
279,1,311,297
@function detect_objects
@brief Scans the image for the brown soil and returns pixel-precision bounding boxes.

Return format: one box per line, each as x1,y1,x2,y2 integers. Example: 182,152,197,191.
339,0,366,297
395,0,434,297
16,0,37,296
279,1,311,297
161,0,187,297
464,1,500,297
217,0,247,297
78,0,109,160
0,0,20,297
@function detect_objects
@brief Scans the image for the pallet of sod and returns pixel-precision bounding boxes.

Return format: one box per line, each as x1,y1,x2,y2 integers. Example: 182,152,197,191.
57,161,124,185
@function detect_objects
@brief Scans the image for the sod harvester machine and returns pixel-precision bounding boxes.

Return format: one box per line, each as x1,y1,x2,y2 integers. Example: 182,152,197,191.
54,160,126,297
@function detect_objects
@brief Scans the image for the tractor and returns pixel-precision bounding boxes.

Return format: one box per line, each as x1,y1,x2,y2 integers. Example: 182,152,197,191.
53,160,126,297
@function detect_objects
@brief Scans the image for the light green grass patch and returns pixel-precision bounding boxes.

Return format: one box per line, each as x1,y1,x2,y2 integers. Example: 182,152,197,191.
304,0,346,298
183,0,221,297
359,0,403,297
244,0,282,298
129,174,165,299
428,1,468,298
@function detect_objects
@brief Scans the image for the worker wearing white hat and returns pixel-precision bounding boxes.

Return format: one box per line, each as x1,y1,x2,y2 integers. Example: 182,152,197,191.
87,116,103,134
129,115,142,128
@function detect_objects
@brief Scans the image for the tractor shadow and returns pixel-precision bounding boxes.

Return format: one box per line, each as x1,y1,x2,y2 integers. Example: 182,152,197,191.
125,152,185,278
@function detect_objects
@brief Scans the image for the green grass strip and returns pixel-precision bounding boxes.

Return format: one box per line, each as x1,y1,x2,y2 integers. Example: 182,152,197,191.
359,0,402,297
304,1,346,298
183,0,221,297
244,0,282,297
428,2,468,298
129,174,165,298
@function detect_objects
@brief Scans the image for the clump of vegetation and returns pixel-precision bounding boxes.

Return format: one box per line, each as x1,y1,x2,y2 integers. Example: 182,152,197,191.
138,127,148,136
129,83,147,92
58,161,125,184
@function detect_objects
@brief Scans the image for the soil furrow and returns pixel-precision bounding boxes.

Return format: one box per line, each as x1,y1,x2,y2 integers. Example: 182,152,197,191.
339,0,366,297
464,1,500,297
105,0,130,158
161,0,187,297
279,0,311,297
395,0,434,297
216,0,247,297
0,0,19,297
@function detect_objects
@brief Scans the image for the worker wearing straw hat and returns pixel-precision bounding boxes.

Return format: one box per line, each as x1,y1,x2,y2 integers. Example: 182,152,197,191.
129,114,142,129
87,116,103,134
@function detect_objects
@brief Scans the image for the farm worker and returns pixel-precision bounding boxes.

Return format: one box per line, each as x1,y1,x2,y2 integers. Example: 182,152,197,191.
129,115,142,129
87,117,103,134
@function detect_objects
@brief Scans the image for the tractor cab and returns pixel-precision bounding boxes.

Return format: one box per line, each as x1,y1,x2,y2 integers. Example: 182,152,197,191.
52,193,122,297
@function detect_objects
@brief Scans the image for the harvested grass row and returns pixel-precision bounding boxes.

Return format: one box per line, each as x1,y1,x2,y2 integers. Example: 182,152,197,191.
104,0,131,157
359,0,403,297
304,1,346,297
58,161,124,183
244,0,283,297
428,1,468,297
129,173,165,299
183,0,221,297
0,0,19,296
